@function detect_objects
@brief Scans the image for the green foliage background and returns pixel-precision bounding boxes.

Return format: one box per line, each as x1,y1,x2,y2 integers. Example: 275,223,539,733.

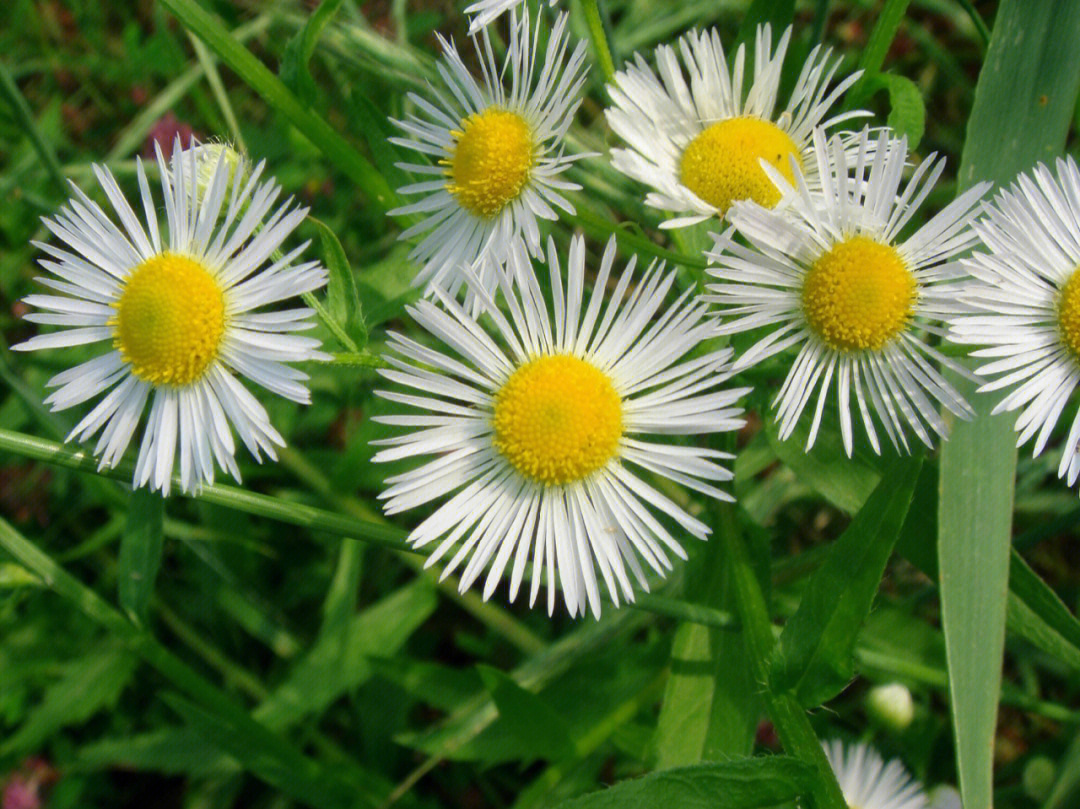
1,1,1080,808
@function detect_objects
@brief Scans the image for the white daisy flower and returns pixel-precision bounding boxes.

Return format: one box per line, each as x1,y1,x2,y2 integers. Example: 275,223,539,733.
372,235,748,618
12,139,329,495
389,5,588,302
464,0,558,34
605,23,867,229
825,740,929,809
948,156,1080,488
706,128,990,455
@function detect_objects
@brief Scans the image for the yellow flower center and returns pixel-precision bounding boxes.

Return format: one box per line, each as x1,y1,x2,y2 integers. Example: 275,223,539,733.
492,354,623,486
678,117,802,213
448,108,535,219
1058,267,1080,358
113,253,226,386
802,236,916,352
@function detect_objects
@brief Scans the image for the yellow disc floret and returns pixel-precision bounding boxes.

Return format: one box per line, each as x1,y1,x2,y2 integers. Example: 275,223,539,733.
492,354,623,486
447,108,535,219
802,236,916,352
679,116,802,213
113,253,226,386
1058,267,1080,358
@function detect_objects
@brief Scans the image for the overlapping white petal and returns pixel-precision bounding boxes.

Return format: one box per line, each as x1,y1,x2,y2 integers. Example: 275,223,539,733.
14,138,328,495
706,128,988,455
390,4,588,303
825,740,929,809
373,235,747,618
605,23,866,228
949,155,1080,487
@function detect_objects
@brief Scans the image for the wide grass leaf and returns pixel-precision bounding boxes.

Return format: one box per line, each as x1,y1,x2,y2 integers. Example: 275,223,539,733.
771,457,922,707
939,3,1080,808
552,757,815,809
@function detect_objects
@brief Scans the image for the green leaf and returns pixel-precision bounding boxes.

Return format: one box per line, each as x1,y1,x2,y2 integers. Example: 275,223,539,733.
863,73,926,149
940,4,1080,808
653,505,759,767
478,665,577,761
311,216,367,350
79,728,228,777
855,0,911,79
765,415,882,515
279,0,343,107
1,648,136,756
771,457,922,707
552,757,815,809
164,693,364,809
118,488,164,626
1006,550,1080,670
254,579,437,730
158,0,399,214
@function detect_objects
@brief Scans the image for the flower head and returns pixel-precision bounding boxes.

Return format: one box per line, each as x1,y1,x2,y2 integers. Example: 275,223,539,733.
390,5,588,304
14,138,328,495
373,235,747,617
605,24,867,228
825,740,928,809
948,155,1080,488
706,128,989,455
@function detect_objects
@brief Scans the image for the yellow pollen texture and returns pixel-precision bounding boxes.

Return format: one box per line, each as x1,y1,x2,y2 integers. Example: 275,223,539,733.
678,116,802,213
492,354,623,486
448,108,535,219
802,236,916,352
113,253,226,386
1059,267,1080,358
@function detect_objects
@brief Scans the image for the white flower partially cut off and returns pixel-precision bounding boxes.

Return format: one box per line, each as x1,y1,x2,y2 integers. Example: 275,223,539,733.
825,740,929,809
372,235,748,618
707,128,989,455
14,139,328,495
605,23,867,229
949,155,1080,489
390,3,588,303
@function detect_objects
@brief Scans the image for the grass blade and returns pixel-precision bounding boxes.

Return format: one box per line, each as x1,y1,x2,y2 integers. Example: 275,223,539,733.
118,488,165,626
940,4,1080,808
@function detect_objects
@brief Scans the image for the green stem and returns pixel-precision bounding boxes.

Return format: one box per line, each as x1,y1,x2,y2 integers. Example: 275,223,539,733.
581,0,616,82
303,290,359,353
718,509,848,809
955,0,992,46
320,350,386,368
0,428,410,553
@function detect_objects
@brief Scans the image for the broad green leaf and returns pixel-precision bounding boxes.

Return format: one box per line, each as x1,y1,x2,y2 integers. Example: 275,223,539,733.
552,757,815,809
311,216,367,349
254,579,437,730
653,505,759,767
940,5,1080,809
766,416,881,515
771,457,922,707
0,648,136,756
164,693,364,809
279,0,343,107
478,665,577,761
118,488,164,626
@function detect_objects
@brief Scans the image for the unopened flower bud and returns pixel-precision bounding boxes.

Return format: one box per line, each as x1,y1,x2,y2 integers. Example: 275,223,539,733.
866,682,914,731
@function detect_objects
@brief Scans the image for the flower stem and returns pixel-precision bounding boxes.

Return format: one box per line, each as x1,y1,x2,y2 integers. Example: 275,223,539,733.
581,0,616,83
717,507,848,809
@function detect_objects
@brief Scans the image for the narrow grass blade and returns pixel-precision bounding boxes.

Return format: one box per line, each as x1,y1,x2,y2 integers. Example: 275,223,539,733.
118,488,165,626
940,5,1080,808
